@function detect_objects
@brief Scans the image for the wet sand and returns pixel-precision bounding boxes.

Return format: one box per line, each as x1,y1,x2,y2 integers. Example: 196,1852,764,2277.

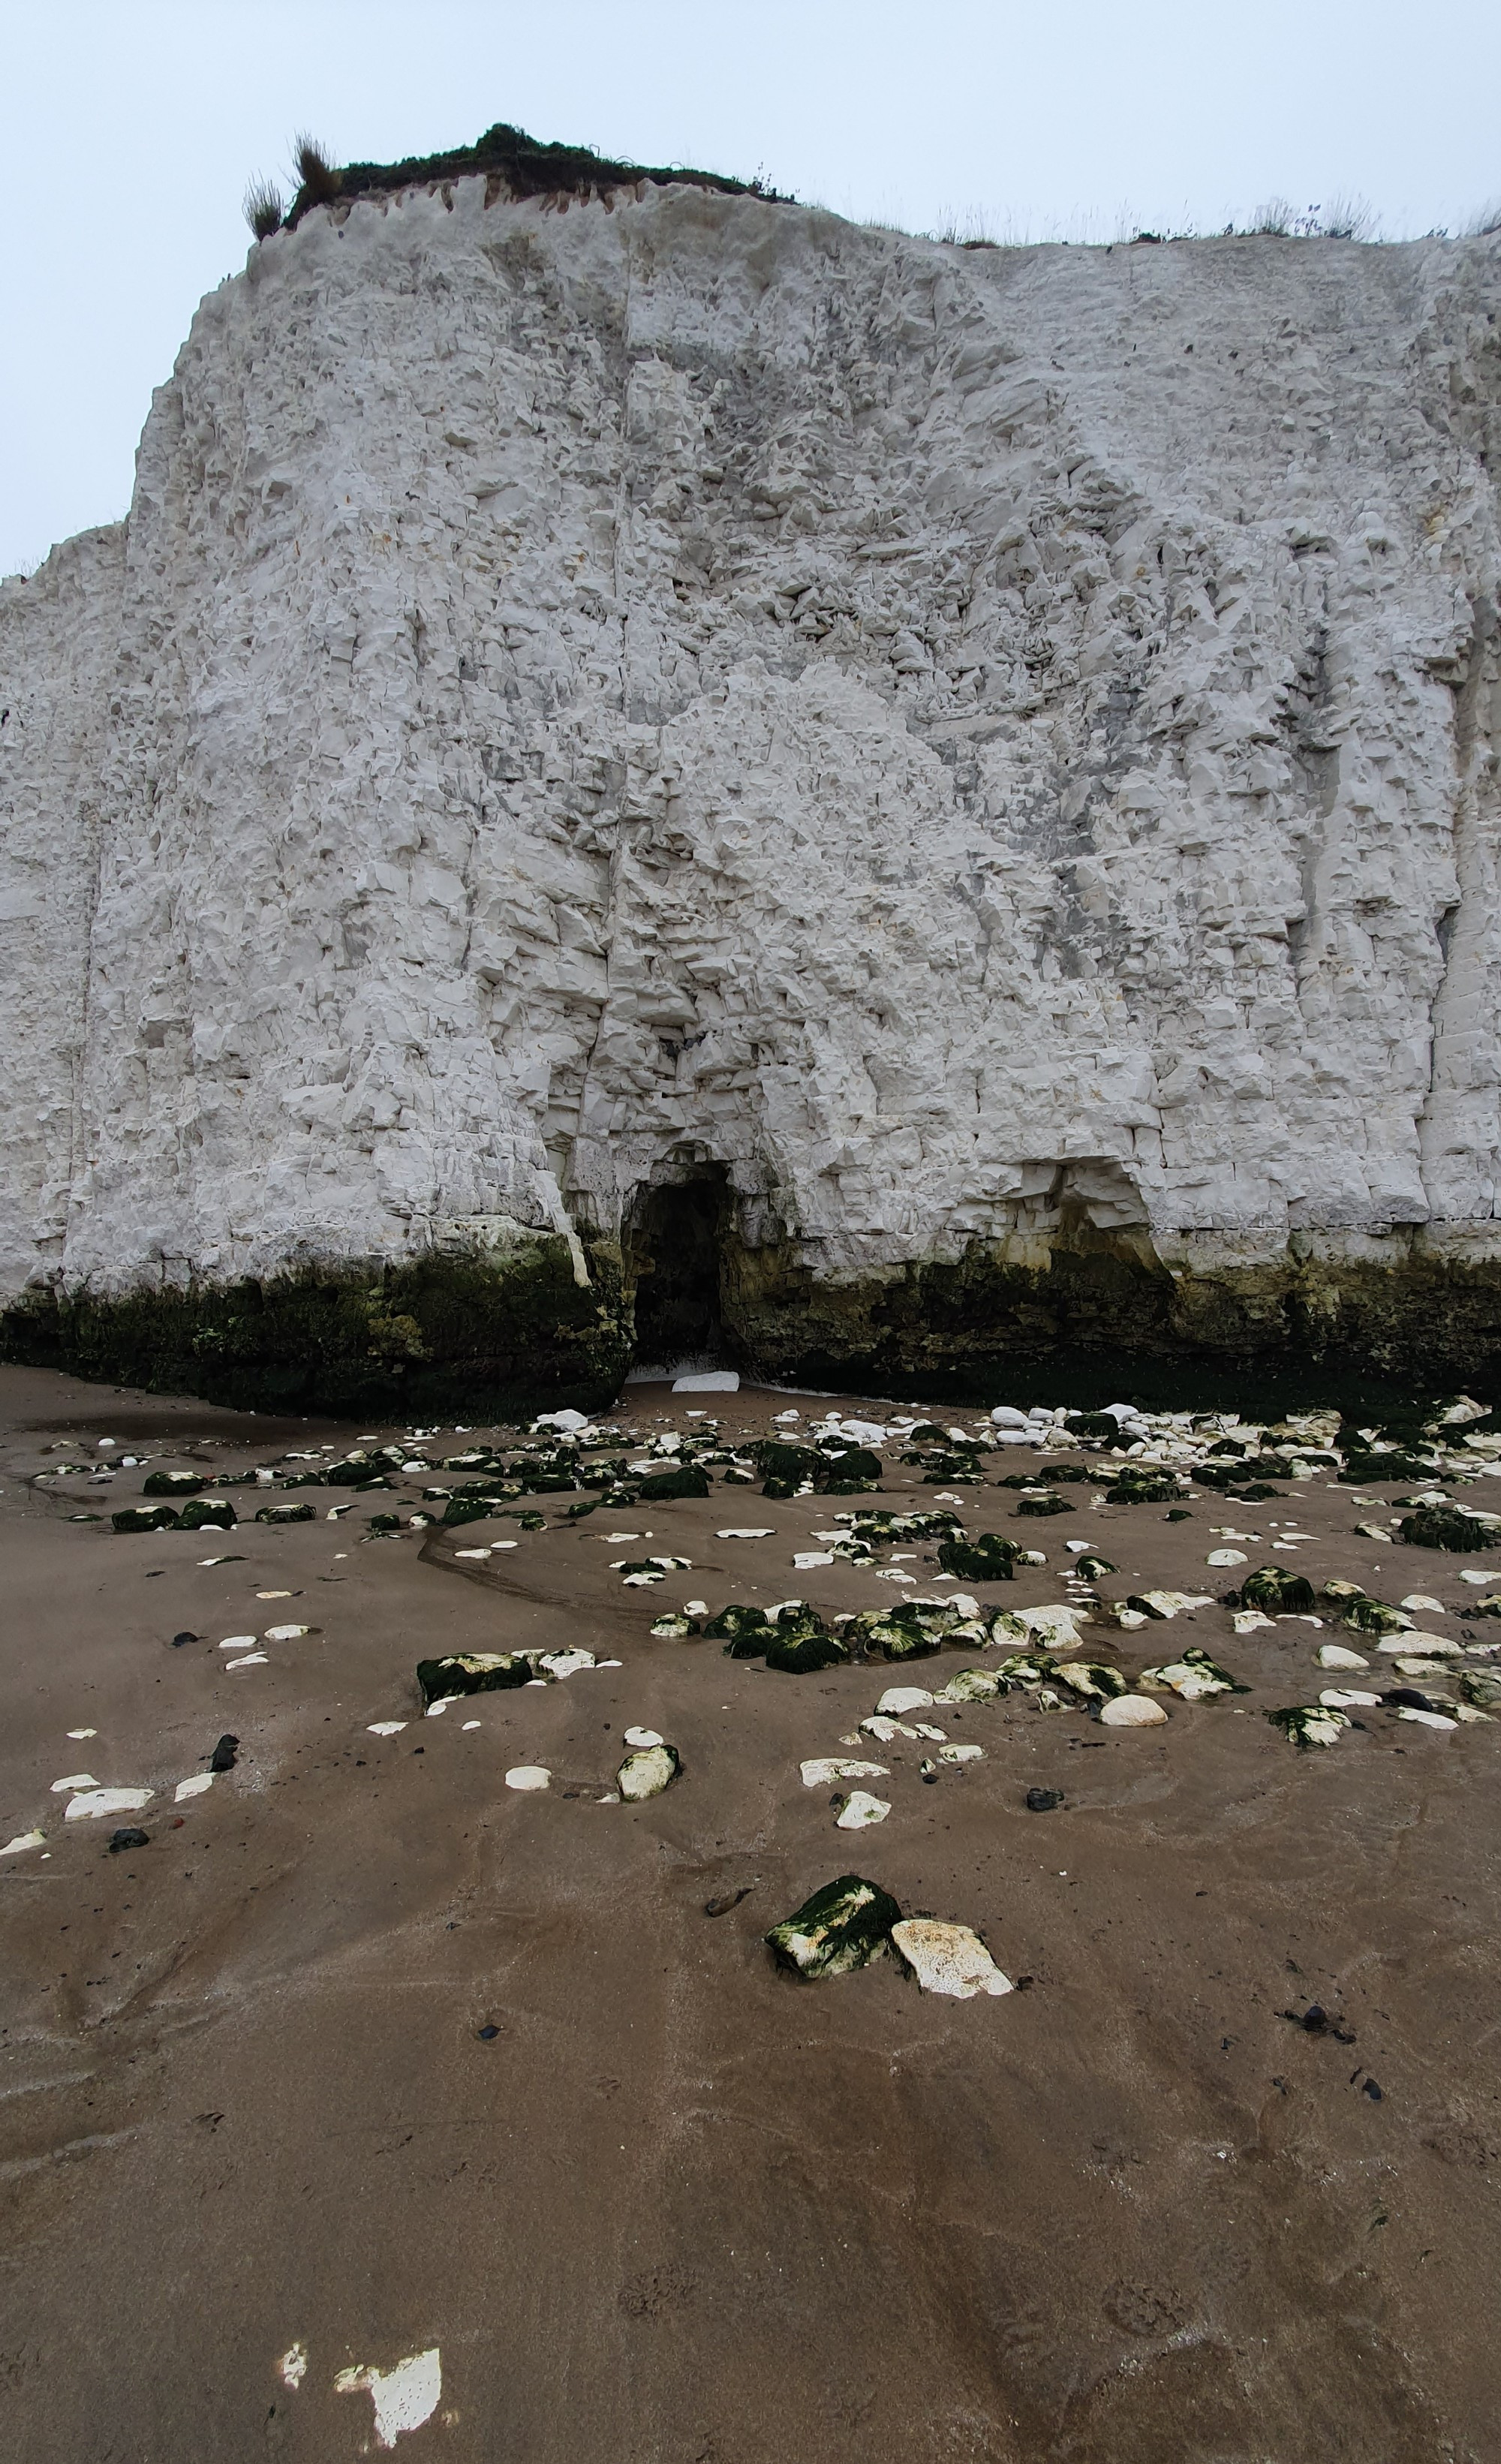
2,1361,1499,2462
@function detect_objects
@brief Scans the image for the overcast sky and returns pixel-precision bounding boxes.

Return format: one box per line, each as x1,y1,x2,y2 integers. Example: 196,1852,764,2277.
5,0,1500,576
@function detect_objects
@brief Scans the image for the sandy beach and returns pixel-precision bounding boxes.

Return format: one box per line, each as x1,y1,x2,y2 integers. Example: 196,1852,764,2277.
2,1359,1498,2462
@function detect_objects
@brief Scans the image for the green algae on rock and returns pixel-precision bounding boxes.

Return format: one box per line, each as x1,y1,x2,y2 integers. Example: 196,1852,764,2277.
766,1874,904,1979
937,1533,1019,1581
1240,1567,1317,1613
1,1239,630,1423
417,1651,534,1706
1268,1704,1351,1749
1399,1504,1501,1552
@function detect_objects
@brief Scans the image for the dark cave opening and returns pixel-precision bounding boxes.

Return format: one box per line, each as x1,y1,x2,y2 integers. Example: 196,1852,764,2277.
624,1175,732,1372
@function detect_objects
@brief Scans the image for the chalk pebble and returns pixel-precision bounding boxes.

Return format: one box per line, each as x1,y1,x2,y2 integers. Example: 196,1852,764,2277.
175,1772,215,1801
2,1829,46,1856
367,1721,407,1737
877,1686,934,1716
65,1786,152,1820
505,1765,551,1791
835,1789,891,1830
334,2347,442,2449
892,1918,1013,1999
800,1757,889,1788
1099,1694,1170,1728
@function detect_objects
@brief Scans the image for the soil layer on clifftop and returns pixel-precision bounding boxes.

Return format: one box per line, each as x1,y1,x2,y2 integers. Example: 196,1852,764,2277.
284,120,784,227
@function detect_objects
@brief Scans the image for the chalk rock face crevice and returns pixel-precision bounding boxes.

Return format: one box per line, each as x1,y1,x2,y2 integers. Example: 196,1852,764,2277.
2,182,1500,1394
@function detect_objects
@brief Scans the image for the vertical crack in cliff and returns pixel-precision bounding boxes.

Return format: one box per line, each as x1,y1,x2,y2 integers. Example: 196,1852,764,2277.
1418,594,1501,1220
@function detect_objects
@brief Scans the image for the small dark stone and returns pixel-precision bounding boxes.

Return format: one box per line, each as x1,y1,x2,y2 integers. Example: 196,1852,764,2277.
107,1827,149,1852
477,2024,499,2041
1027,1788,1064,1812
1166,1509,1192,1522
209,1734,239,1772
704,1885,754,1917
921,1767,940,1785
171,1631,199,1648
1303,2005,1328,2032
1384,1687,1436,1712
1363,2077,1384,2101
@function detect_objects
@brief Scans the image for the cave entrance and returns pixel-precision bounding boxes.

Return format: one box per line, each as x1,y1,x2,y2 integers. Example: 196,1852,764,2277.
624,1174,733,1375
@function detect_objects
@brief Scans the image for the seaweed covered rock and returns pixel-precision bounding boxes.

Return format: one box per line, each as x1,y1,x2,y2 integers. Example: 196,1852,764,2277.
1138,1644,1248,1698
1240,1566,1316,1613
1325,1586,1412,1635
112,1503,180,1533
1054,1659,1130,1701
766,1874,904,1978
765,1626,848,1675
851,1509,963,1544
1268,1704,1350,1749
844,1602,961,1662
143,1470,205,1497
1399,1505,1499,1552
753,1440,881,1499
635,1463,711,1502
1015,1492,1074,1517
705,1602,779,1656
937,1533,1018,1581
176,1497,236,1530
255,1500,316,1524
1105,1470,1183,1505
417,1650,534,1704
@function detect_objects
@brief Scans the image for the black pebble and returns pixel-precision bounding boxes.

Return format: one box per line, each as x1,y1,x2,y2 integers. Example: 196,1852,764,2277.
171,1632,198,1648
107,1827,149,1852
1384,1687,1435,1713
1303,2005,1328,2032
1363,2077,1384,2101
705,1886,754,1918
921,1768,939,1785
1166,1509,1192,1522
1027,1788,1065,1813
477,2024,499,2041
209,1734,239,1772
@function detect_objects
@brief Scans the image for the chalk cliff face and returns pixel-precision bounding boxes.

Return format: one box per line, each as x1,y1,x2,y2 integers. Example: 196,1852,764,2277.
3,179,1501,1403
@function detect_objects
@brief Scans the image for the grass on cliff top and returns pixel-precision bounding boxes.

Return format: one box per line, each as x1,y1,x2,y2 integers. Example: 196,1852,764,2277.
278,122,788,231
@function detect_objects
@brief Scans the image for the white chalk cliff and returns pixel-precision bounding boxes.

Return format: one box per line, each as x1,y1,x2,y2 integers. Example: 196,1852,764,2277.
3,178,1500,1369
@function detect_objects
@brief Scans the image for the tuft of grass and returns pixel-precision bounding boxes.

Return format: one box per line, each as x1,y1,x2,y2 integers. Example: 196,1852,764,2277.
1462,200,1501,237
242,176,284,242
1318,193,1379,242
292,132,342,209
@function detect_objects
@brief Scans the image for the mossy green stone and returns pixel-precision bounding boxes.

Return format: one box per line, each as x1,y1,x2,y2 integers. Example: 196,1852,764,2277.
1399,1505,1498,1552
111,1504,180,1533
1240,1566,1316,1612
766,1874,904,1978
176,1497,236,1530
417,1652,532,1706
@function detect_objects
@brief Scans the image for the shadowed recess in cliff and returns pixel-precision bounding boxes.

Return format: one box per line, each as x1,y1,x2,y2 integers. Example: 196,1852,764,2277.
624,1173,735,1374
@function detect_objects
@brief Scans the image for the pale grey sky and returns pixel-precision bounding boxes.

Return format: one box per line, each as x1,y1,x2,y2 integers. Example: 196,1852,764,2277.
5,0,1499,576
